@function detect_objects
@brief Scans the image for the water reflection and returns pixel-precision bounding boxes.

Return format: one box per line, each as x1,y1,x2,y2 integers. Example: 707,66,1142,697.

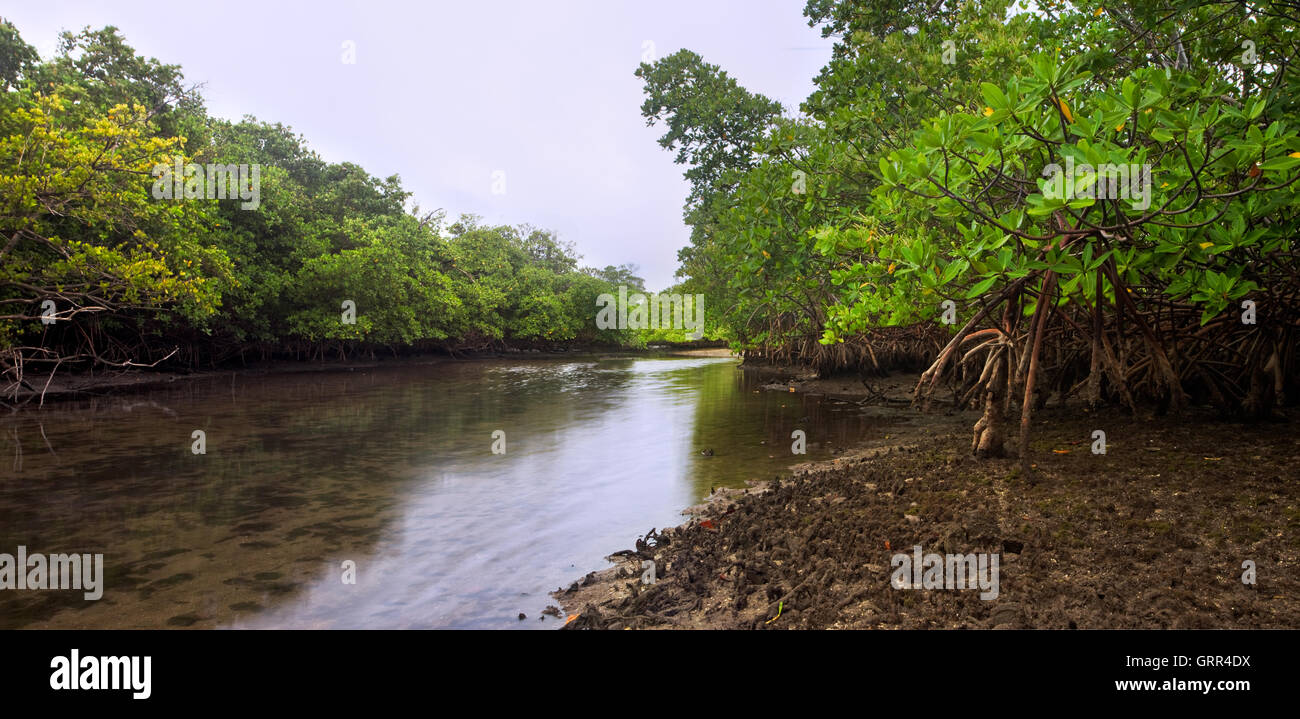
0,355,888,628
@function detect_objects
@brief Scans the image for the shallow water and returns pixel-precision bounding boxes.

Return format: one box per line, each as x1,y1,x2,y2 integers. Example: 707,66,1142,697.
0,355,888,628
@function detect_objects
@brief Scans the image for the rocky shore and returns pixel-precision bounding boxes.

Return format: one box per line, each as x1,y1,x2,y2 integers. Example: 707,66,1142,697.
556,371,1300,629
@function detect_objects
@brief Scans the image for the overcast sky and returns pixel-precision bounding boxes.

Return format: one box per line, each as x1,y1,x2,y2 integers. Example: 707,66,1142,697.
7,1,835,290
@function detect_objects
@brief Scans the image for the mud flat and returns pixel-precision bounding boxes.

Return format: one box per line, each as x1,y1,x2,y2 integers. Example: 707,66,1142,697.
557,373,1300,629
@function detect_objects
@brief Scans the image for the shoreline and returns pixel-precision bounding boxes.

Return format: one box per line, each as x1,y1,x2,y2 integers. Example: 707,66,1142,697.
555,371,1300,629
3,345,736,408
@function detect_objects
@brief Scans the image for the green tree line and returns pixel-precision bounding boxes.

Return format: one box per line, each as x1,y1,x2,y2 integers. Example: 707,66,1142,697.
0,22,703,404
638,0,1300,466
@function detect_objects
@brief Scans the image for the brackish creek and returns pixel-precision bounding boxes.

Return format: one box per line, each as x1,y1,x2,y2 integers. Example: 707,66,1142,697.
0,354,894,628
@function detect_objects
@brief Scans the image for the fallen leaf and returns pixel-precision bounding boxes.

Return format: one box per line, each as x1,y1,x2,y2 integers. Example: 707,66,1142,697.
563,614,580,626
1053,449,1071,454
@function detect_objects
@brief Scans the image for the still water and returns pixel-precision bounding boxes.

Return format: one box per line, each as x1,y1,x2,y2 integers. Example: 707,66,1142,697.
0,354,887,628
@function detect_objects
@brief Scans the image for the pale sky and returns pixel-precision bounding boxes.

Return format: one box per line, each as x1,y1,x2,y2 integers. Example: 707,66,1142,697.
6,0,835,290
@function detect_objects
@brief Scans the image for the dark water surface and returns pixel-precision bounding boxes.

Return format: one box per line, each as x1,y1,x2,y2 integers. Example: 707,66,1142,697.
0,355,888,628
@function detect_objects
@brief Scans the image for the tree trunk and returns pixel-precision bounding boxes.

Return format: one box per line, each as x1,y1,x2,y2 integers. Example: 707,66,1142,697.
972,346,1007,458
1020,272,1057,476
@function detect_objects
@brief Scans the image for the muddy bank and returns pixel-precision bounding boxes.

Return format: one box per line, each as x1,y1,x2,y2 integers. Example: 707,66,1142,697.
556,373,1300,629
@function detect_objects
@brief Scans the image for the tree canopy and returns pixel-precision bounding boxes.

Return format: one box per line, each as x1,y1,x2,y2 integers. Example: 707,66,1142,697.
0,21,666,405
641,0,1300,466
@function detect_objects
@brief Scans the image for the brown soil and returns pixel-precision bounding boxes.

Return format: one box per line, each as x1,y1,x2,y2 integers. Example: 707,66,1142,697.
557,372,1300,629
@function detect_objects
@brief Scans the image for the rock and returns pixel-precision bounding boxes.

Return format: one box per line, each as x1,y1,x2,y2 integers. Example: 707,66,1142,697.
518,613,526,620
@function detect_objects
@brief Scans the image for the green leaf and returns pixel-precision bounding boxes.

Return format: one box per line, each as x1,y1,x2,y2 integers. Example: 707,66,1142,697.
965,274,999,298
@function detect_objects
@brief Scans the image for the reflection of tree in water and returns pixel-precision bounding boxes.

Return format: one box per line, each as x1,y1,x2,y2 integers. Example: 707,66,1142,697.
679,362,890,492
0,359,643,628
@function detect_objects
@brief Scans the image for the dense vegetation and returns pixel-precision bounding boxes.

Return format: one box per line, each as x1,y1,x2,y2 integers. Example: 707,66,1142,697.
639,0,1300,467
0,22,698,406
7,2,1300,471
